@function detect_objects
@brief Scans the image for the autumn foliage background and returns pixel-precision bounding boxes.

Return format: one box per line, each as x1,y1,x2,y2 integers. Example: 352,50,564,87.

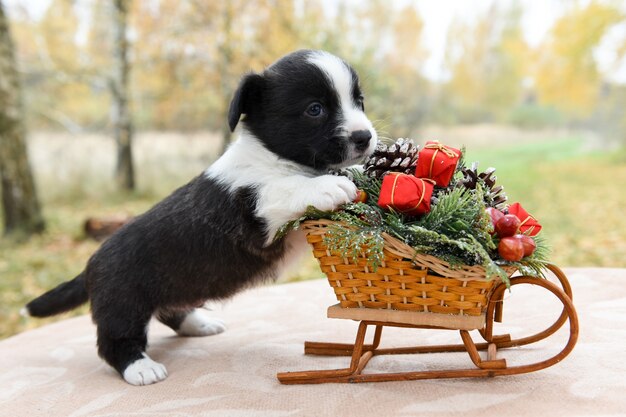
1,0,626,338
7,1,625,138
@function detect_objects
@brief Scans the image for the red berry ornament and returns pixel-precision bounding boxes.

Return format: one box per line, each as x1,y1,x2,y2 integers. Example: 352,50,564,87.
498,236,525,261
485,207,504,234
354,190,368,203
514,234,536,257
495,214,521,237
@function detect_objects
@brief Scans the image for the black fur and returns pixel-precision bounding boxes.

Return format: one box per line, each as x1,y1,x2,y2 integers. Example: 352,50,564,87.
25,49,373,382
232,49,366,170
26,273,88,317
228,73,265,132
87,177,285,372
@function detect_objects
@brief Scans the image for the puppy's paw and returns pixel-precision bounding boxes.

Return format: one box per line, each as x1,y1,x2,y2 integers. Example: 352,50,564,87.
123,354,168,386
309,175,358,212
176,309,226,337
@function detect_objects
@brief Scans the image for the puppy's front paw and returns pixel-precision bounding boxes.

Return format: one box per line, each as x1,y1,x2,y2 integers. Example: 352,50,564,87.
176,309,226,337
123,354,168,386
309,175,358,212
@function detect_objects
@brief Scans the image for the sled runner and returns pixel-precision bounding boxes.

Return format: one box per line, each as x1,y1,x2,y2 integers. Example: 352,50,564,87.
277,221,578,384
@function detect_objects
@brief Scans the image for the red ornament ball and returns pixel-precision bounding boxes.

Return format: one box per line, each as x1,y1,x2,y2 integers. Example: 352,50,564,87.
498,236,525,261
354,190,368,203
514,234,537,257
495,214,521,237
485,207,504,235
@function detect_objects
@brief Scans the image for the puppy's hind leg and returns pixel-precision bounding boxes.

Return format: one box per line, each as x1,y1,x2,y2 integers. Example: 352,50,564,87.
157,308,226,337
95,306,167,386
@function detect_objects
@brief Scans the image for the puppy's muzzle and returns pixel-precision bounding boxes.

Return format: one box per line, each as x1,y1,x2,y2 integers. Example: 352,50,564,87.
350,130,373,152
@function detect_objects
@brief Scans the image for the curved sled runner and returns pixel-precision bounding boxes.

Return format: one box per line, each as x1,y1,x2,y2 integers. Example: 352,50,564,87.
277,264,578,384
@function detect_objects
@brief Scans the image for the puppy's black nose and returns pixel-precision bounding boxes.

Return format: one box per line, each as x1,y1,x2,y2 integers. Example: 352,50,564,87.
350,130,372,151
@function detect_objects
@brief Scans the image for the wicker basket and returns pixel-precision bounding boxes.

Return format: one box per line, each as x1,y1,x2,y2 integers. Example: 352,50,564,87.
303,219,517,317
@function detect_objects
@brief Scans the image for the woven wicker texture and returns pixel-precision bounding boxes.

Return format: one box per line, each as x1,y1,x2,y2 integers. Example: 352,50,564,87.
302,219,516,316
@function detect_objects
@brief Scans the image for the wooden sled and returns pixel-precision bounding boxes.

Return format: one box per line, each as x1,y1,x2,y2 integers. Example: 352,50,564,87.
277,264,578,384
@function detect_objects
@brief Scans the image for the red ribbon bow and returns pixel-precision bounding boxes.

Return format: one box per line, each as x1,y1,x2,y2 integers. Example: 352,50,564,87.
508,202,542,236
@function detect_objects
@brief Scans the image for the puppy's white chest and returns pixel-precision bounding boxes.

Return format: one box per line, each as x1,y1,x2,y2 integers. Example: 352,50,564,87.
270,229,310,280
256,174,357,243
207,135,357,244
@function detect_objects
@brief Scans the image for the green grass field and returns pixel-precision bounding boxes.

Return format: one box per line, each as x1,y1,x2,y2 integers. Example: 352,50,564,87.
1,132,625,339
465,137,626,267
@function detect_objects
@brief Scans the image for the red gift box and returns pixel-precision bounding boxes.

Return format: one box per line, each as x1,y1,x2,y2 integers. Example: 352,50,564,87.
508,202,542,236
377,173,435,216
414,141,462,187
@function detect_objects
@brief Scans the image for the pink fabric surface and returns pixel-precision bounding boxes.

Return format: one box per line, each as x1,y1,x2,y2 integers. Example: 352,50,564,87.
0,268,624,417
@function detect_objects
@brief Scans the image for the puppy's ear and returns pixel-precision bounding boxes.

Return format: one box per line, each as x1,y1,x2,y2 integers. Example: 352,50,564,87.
228,73,265,132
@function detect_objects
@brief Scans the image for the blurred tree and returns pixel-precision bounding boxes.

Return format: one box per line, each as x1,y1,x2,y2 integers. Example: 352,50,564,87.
8,0,424,140
130,0,254,150
0,2,44,236
253,0,299,64
383,5,429,137
15,0,93,131
592,83,626,146
111,0,134,190
6,0,626,142
38,0,79,71
534,1,623,117
316,0,400,138
129,0,184,130
35,0,111,131
444,3,528,123
214,0,241,155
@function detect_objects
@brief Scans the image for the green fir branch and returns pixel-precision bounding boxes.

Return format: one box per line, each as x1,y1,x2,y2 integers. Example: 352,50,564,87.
274,145,550,284
273,205,333,241
415,187,476,236
349,168,382,204
322,224,385,271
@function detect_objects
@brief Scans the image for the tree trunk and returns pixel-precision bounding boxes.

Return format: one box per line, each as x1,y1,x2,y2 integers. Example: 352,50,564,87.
0,3,44,236
218,2,235,156
111,0,134,190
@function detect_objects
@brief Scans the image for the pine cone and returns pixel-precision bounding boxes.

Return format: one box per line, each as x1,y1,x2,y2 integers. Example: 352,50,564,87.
458,162,508,209
363,138,419,179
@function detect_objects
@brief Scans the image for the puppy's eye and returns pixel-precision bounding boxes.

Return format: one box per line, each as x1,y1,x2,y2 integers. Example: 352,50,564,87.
305,102,325,117
356,96,365,111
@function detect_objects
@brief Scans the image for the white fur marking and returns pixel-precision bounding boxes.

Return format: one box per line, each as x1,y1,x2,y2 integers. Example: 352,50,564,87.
123,354,168,386
20,307,29,317
307,51,377,158
177,309,226,337
275,229,310,279
308,51,353,107
206,132,358,243
257,173,357,241
205,52,376,245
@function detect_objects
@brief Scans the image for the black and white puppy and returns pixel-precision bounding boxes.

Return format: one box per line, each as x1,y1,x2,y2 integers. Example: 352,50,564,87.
24,50,377,386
